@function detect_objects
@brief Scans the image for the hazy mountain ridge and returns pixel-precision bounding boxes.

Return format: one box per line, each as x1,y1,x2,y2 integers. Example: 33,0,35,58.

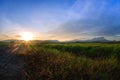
66,37,113,43
0,39,59,43
0,37,119,43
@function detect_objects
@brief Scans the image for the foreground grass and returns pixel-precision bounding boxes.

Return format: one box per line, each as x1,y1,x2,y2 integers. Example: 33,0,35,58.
0,42,119,80
23,43,120,80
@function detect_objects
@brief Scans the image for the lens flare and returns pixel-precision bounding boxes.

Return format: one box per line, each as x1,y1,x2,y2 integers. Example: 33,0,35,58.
20,32,33,41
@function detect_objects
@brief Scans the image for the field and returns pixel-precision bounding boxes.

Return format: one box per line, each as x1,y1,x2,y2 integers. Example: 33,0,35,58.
0,42,120,80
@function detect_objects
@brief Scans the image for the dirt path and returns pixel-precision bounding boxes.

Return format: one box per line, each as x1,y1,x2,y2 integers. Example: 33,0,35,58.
0,46,25,80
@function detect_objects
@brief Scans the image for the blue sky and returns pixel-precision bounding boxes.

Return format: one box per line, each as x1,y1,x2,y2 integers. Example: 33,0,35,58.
0,0,120,41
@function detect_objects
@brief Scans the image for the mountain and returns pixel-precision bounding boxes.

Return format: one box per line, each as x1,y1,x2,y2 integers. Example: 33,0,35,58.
88,37,110,42
66,37,110,42
0,37,111,43
43,40,59,43
0,39,60,43
0,39,20,42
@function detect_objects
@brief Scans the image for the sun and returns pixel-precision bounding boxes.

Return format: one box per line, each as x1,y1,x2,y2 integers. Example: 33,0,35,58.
20,32,34,41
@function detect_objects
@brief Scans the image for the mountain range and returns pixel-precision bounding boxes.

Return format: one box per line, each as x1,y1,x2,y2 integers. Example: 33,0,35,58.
0,37,117,43
66,37,111,43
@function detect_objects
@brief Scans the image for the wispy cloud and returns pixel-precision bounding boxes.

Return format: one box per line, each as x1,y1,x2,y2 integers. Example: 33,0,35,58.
47,0,120,40
0,0,120,41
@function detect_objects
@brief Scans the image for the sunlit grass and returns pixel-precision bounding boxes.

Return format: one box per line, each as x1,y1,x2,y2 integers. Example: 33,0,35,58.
23,43,120,80
0,42,120,80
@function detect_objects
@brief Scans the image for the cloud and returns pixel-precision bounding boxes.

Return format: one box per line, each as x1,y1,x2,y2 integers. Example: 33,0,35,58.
0,0,120,41
48,0,120,40
49,16,120,40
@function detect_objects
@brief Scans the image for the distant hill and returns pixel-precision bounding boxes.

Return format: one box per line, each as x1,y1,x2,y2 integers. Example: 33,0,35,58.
1,37,119,43
43,40,59,43
0,39,59,43
66,37,111,43
0,39,19,42
87,37,110,42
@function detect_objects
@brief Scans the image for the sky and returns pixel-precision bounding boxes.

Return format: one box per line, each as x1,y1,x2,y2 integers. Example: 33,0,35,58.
0,0,120,41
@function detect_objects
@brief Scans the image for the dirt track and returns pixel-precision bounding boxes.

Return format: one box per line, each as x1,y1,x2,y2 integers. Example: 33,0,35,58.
0,46,24,80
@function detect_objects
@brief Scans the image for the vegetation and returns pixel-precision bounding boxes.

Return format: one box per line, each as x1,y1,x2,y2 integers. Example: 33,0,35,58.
0,42,120,80
23,43,120,80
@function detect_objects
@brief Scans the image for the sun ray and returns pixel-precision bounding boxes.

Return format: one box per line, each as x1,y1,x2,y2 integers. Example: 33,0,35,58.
20,32,34,41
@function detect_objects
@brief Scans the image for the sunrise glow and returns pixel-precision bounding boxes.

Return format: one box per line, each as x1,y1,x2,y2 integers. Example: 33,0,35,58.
20,32,34,41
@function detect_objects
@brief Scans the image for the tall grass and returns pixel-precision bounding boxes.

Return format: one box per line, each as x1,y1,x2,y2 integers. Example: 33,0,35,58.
23,43,120,80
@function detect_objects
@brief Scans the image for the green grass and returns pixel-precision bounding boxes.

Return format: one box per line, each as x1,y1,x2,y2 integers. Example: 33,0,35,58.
23,43,120,80
0,42,120,80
